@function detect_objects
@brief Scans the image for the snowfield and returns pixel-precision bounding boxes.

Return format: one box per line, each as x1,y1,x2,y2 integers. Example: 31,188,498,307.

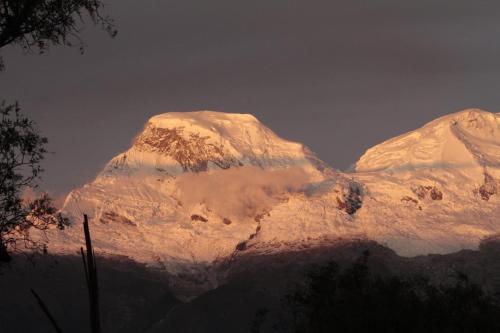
352,109,500,255
39,109,500,276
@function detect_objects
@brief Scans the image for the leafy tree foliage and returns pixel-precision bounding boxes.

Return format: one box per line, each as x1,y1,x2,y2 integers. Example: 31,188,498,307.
0,102,68,262
0,0,115,260
283,251,500,332
0,0,116,69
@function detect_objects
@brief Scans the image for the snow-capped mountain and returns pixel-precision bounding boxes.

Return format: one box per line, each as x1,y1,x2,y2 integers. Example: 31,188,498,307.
43,109,500,279
45,111,357,276
352,109,500,255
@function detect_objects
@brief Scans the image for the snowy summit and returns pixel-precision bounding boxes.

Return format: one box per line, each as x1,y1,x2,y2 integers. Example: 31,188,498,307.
39,109,500,282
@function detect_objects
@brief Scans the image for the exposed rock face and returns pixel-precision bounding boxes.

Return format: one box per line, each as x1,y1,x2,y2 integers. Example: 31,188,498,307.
401,196,418,204
336,183,363,215
412,185,443,201
254,211,270,222
135,125,241,172
234,224,262,252
99,211,136,226
478,173,497,201
190,214,208,222
400,196,422,210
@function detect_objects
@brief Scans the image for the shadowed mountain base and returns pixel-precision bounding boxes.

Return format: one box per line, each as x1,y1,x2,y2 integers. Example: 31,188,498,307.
154,239,500,332
0,254,180,333
3,239,500,332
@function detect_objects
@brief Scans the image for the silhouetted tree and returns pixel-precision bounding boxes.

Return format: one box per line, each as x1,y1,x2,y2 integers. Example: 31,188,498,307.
283,251,500,332
0,0,116,70
0,102,68,262
0,0,116,260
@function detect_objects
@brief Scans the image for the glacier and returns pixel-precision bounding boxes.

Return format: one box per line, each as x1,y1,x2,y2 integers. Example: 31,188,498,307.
37,109,500,278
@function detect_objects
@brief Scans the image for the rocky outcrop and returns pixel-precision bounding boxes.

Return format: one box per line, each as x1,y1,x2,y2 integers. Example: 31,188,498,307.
254,211,270,223
190,214,208,222
401,196,418,204
99,211,136,226
401,196,422,210
478,173,497,201
135,125,241,172
235,224,262,252
336,183,363,215
412,185,443,201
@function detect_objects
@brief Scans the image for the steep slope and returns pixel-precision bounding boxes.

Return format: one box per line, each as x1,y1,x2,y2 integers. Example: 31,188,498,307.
44,111,358,287
351,109,500,255
40,109,500,294
355,109,500,181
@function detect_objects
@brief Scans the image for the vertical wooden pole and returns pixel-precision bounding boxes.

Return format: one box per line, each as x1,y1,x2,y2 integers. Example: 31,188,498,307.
81,214,101,333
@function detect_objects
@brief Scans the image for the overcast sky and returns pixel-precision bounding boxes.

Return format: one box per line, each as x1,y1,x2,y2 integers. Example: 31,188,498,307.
1,0,500,195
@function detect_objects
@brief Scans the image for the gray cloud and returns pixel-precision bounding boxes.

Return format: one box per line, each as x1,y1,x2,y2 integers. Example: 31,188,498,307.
176,166,310,220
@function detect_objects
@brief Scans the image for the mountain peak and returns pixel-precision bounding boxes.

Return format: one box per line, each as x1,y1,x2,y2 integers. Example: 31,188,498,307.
53,110,349,270
423,108,499,130
147,110,260,130
120,110,329,177
38,108,500,281
354,108,500,174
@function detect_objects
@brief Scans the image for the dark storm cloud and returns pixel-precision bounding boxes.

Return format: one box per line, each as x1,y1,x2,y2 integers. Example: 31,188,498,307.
1,0,500,194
